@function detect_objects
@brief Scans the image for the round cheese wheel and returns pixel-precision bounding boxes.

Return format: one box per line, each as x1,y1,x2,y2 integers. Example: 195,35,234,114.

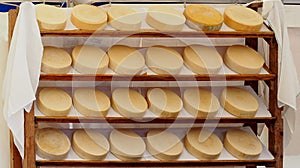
146,46,183,74
224,45,264,74
107,6,142,31
185,128,223,160
146,6,186,31
224,128,263,159
183,88,220,117
42,46,72,74
109,129,145,160
224,5,263,32
220,87,259,118
183,45,223,74
184,5,223,31
72,45,109,74
146,129,183,160
71,4,107,31
146,88,182,117
73,88,110,117
72,129,109,160
111,88,147,118
35,4,67,30
107,45,145,74
35,128,71,160
37,88,72,116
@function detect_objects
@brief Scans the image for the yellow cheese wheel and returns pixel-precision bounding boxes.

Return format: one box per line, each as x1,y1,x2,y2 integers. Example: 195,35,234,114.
184,5,223,31
71,4,107,30
42,46,72,74
224,5,263,32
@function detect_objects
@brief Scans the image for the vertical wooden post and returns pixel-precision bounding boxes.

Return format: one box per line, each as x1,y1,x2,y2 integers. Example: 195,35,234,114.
23,108,36,168
10,133,22,168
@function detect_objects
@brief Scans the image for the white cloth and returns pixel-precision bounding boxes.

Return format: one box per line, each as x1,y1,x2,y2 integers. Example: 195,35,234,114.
2,2,43,158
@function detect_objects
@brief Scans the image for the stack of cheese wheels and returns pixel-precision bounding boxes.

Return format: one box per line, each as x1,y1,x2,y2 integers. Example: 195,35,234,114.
71,4,107,31
35,128,71,160
146,129,183,160
35,4,67,30
146,88,182,117
107,45,145,74
184,4,223,31
224,128,262,159
224,45,264,74
183,88,220,117
109,129,146,160
146,46,183,74
42,46,72,74
107,6,142,31
146,6,186,31
223,5,263,32
73,88,110,117
220,87,259,118
72,129,110,160
72,45,109,74
183,45,223,74
111,88,148,118
185,128,223,160
37,88,72,116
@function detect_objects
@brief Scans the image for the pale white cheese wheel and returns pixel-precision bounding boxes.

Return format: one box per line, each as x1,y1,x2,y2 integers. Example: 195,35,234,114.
146,129,183,160
37,88,72,116
35,4,67,30
185,128,223,160
109,129,146,160
72,45,109,74
107,6,142,31
147,88,182,117
71,4,107,30
224,128,263,159
146,6,186,31
73,88,110,117
224,45,264,74
107,45,145,74
72,129,109,160
35,128,71,160
112,88,147,118
42,46,72,74
183,45,223,74
220,87,259,118
224,5,263,32
146,46,183,74
183,88,220,117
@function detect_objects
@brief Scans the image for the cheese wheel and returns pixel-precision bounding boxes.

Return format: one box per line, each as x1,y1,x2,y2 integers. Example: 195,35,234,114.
224,5,263,32
35,4,67,30
72,129,109,160
146,6,186,31
146,129,183,160
109,129,145,160
107,6,142,31
224,128,262,159
146,88,182,117
42,46,72,74
183,45,223,74
107,45,145,74
224,45,264,74
72,45,109,74
71,4,107,30
184,5,223,31
112,88,147,118
185,128,223,160
73,88,110,117
35,128,70,160
37,88,72,116
146,46,183,74
183,88,220,117
220,87,259,118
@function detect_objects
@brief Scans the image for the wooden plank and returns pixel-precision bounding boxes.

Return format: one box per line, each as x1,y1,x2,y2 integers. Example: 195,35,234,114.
23,108,36,168
10,133,22,168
